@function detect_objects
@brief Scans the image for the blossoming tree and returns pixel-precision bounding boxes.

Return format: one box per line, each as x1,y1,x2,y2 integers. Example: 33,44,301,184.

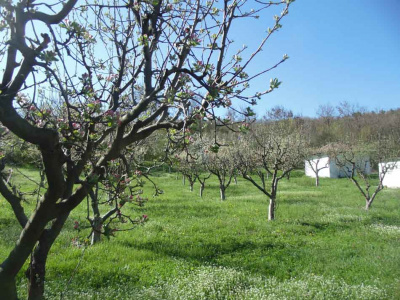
0,0,293,298
235,118,305,221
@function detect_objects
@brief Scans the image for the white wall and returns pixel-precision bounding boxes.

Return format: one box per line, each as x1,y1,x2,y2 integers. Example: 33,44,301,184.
305,157,330,178
380,162,400,188
305,156,372,179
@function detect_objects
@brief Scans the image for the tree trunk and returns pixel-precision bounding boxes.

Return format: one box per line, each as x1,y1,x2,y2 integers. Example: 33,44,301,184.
0,202,57,296
315,174,319,187
220,185,226,201
200,183,205,198
90,188,102,245
0,275,18,300
27,213,70,300
234,175,237,185
366,199,372,210
189,182,194,192
91,215,103,245
27,244,48,300
182,175,186,185
268,197,276,221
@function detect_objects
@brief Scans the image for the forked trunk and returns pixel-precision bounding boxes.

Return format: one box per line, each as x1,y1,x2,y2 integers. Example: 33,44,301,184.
0,201,58,299
268,197,276,221
366,199,372,210
220,185,226,201
27,213,70,300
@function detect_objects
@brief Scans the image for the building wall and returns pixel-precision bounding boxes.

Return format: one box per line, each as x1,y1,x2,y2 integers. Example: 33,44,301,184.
305,156,372,179
356,156,371,175
328,159,352,178
305,157,331,178
332,156,371,178
380,162,400,188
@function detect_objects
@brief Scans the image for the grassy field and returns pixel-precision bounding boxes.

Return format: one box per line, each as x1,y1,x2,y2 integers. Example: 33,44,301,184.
1,168,400,299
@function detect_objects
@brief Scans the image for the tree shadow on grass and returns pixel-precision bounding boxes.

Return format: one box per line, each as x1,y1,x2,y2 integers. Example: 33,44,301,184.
119,236,316,281
120,237,277,263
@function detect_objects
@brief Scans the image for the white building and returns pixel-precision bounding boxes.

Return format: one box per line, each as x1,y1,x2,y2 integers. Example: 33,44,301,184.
379,161,400,188
305,156,371,179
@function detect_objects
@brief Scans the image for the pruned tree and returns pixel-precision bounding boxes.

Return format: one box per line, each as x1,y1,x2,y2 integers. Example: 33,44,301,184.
196,171,212,198
304,151,329,187
235,119,305,221
330,138,399,210
175,154,198,191
203,144,236,201
0,0,293,297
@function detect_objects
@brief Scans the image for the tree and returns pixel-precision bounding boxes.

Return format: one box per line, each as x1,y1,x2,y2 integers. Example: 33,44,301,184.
235,118,305,221
175,153,198,192
330,138,399,210
304,149,329,187
0,0,293,298
203,143,236,201
86,148,156,245
196,170,212,198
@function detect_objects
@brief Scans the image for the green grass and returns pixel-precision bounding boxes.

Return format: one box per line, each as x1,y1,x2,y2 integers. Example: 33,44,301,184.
1,169,400,299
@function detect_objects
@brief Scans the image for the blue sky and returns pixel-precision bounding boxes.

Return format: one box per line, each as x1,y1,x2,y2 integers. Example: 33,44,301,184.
234,0,400,117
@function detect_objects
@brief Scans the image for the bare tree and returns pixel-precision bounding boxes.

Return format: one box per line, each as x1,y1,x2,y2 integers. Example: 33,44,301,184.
316,104,336,126
304,150,329,187
330,138,399,210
